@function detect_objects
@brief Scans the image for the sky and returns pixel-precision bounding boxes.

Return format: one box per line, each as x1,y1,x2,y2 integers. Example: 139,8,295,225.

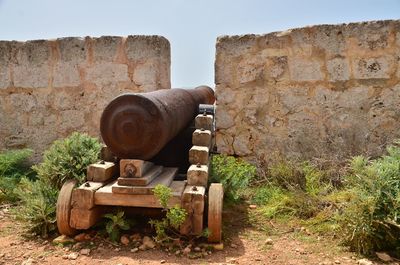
0,0,399,88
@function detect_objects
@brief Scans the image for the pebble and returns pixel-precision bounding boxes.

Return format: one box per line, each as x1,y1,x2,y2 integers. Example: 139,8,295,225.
334,260,340,264
21,258,35,265
175,250,181,255
142,236,156,249
265,238,273,245
74,233,91,242
120,235,130,246
67,252,79,260
53,235,74,245
213,243,224,251
79,248,90,256
194,247,201,252
130,233,142,242
227,257,239,264
376,252,392,262
114,248,121,252
249,204,257,209
183,247,191,255
160,260,166,264
357,259,374,265
130,248,139,253
230,243,238,248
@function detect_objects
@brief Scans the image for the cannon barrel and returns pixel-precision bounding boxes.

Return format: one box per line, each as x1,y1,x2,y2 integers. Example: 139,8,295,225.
100,86,215,160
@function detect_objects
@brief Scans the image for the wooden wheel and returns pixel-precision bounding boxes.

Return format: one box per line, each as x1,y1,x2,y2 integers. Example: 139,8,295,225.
208,183,223,243
56,179,78,236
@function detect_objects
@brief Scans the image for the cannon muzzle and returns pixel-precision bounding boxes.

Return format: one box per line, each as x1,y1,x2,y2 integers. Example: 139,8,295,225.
100,86,215,159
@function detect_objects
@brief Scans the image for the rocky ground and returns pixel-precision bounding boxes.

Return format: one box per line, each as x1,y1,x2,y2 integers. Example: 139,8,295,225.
0,204,397,265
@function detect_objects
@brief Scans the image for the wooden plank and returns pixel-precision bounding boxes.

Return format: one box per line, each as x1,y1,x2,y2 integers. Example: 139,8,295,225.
189,146,209,165
195,114,213,131
180,185,205,236
69,206,104,230
187,164,208,187
87,161,116,182
120,159,154,178
117,165,163,186
192,129,212,148
71,181,106,209
208,183,224,243
94,180,186,208
112,167,177,195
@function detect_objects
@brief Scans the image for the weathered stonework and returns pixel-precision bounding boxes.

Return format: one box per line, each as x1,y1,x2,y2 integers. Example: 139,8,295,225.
0,35,171,161
215,20,400,164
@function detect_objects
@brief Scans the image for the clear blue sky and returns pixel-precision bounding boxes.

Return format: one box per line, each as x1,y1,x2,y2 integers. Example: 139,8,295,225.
0,0,399,88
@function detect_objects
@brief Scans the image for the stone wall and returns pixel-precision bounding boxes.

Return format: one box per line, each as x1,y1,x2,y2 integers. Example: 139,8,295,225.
215,20,400,164
0,36,170,161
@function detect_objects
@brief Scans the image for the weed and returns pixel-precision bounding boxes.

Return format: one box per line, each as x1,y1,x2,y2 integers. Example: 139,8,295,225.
104,211,132,242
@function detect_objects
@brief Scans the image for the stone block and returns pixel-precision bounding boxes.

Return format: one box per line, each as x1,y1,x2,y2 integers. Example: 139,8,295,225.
352,56,392,79
92,36,121,62
189,146,209,165
237,55,264,83
192,129,212,147
10,93,37,112
265,56,288,80
126,35,170,61
0,65,11,89
187,164,208,187
215,108,234,129
289,58,323,81
57,37,86,62
53,62,81,87
59,110,85,131
0,42,11,89
326,58,350,81
86,63,129,86
15,40,50,65
133,59,158,85
232,130,252,156
195,114,213,131
14,64,49,88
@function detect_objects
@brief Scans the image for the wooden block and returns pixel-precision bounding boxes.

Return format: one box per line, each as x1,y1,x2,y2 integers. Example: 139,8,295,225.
118,165,163,186
69,206,104,230
195,114,213,131
87,161,116,182
94,180,186,208
180,185,205,236
100,145,116,162
189,146,209,165
71,181,106,209
120,159,153,178
192,129,212,147
187,164,208,187
112,167,177,195
208,183,224,243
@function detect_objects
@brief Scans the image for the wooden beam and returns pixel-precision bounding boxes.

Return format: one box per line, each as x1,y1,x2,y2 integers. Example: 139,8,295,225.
112,167,177,195
69,206,104,230
187,164,208,187
87,161,116,182
180,185,205,236
94,180,186,208
195,114,213,131
71,181,106,209
189,146,209,165
208,183,224,243
192,129,212,148
117,165,163,186
119,159,153,178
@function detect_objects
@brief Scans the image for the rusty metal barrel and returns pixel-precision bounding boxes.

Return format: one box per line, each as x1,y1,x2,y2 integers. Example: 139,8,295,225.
100,86,215,160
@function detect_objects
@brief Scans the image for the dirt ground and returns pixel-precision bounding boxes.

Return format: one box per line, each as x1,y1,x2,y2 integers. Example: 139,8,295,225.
0,204,395,265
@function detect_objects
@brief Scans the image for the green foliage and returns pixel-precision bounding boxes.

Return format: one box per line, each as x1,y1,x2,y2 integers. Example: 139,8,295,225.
16,133,101,238
14,177,58,237
268,160,305,190
32,132,101,189
0,149,34,202
210,154,257,201
104,211,131,242
150,184,187,242
337,143,400,256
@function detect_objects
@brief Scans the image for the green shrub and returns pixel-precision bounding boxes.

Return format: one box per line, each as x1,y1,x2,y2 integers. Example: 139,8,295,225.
210,154,257,201
338,142,400,256
14,177,58,237
0,149,34,203
32,132,101,189
150,184,187,242
104,211,132,242
17,132,101,237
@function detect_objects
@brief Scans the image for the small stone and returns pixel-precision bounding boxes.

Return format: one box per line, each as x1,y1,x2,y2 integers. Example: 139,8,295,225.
160,260,166,264
114,248,120,252
249,204,257,209
213,243,224,251
194,247,201,252
230,243,238,248
53,235,74,245
265,238,273,245
120,235,130,246
139,244,147,251
67,252,79,260
175,250,181,255
79,248,90,256
142,236,155,249
62,254,68,259
334,260,340,264
74,233,90,242
375,252,392,262
183,247,191,255
227,257,238,264
130,248,139,253
21,258,35,265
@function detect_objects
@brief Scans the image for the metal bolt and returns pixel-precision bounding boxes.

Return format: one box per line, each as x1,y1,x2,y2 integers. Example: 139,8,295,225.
192,186,198,191
196,163,201,168
203,111,207,116
85,182,91,187
200,128,205,131
99,160,105,164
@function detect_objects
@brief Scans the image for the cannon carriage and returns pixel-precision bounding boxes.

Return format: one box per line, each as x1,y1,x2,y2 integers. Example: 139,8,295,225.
56,86,223,243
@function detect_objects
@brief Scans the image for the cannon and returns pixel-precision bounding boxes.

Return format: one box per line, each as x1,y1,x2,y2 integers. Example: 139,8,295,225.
56,86,223,243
